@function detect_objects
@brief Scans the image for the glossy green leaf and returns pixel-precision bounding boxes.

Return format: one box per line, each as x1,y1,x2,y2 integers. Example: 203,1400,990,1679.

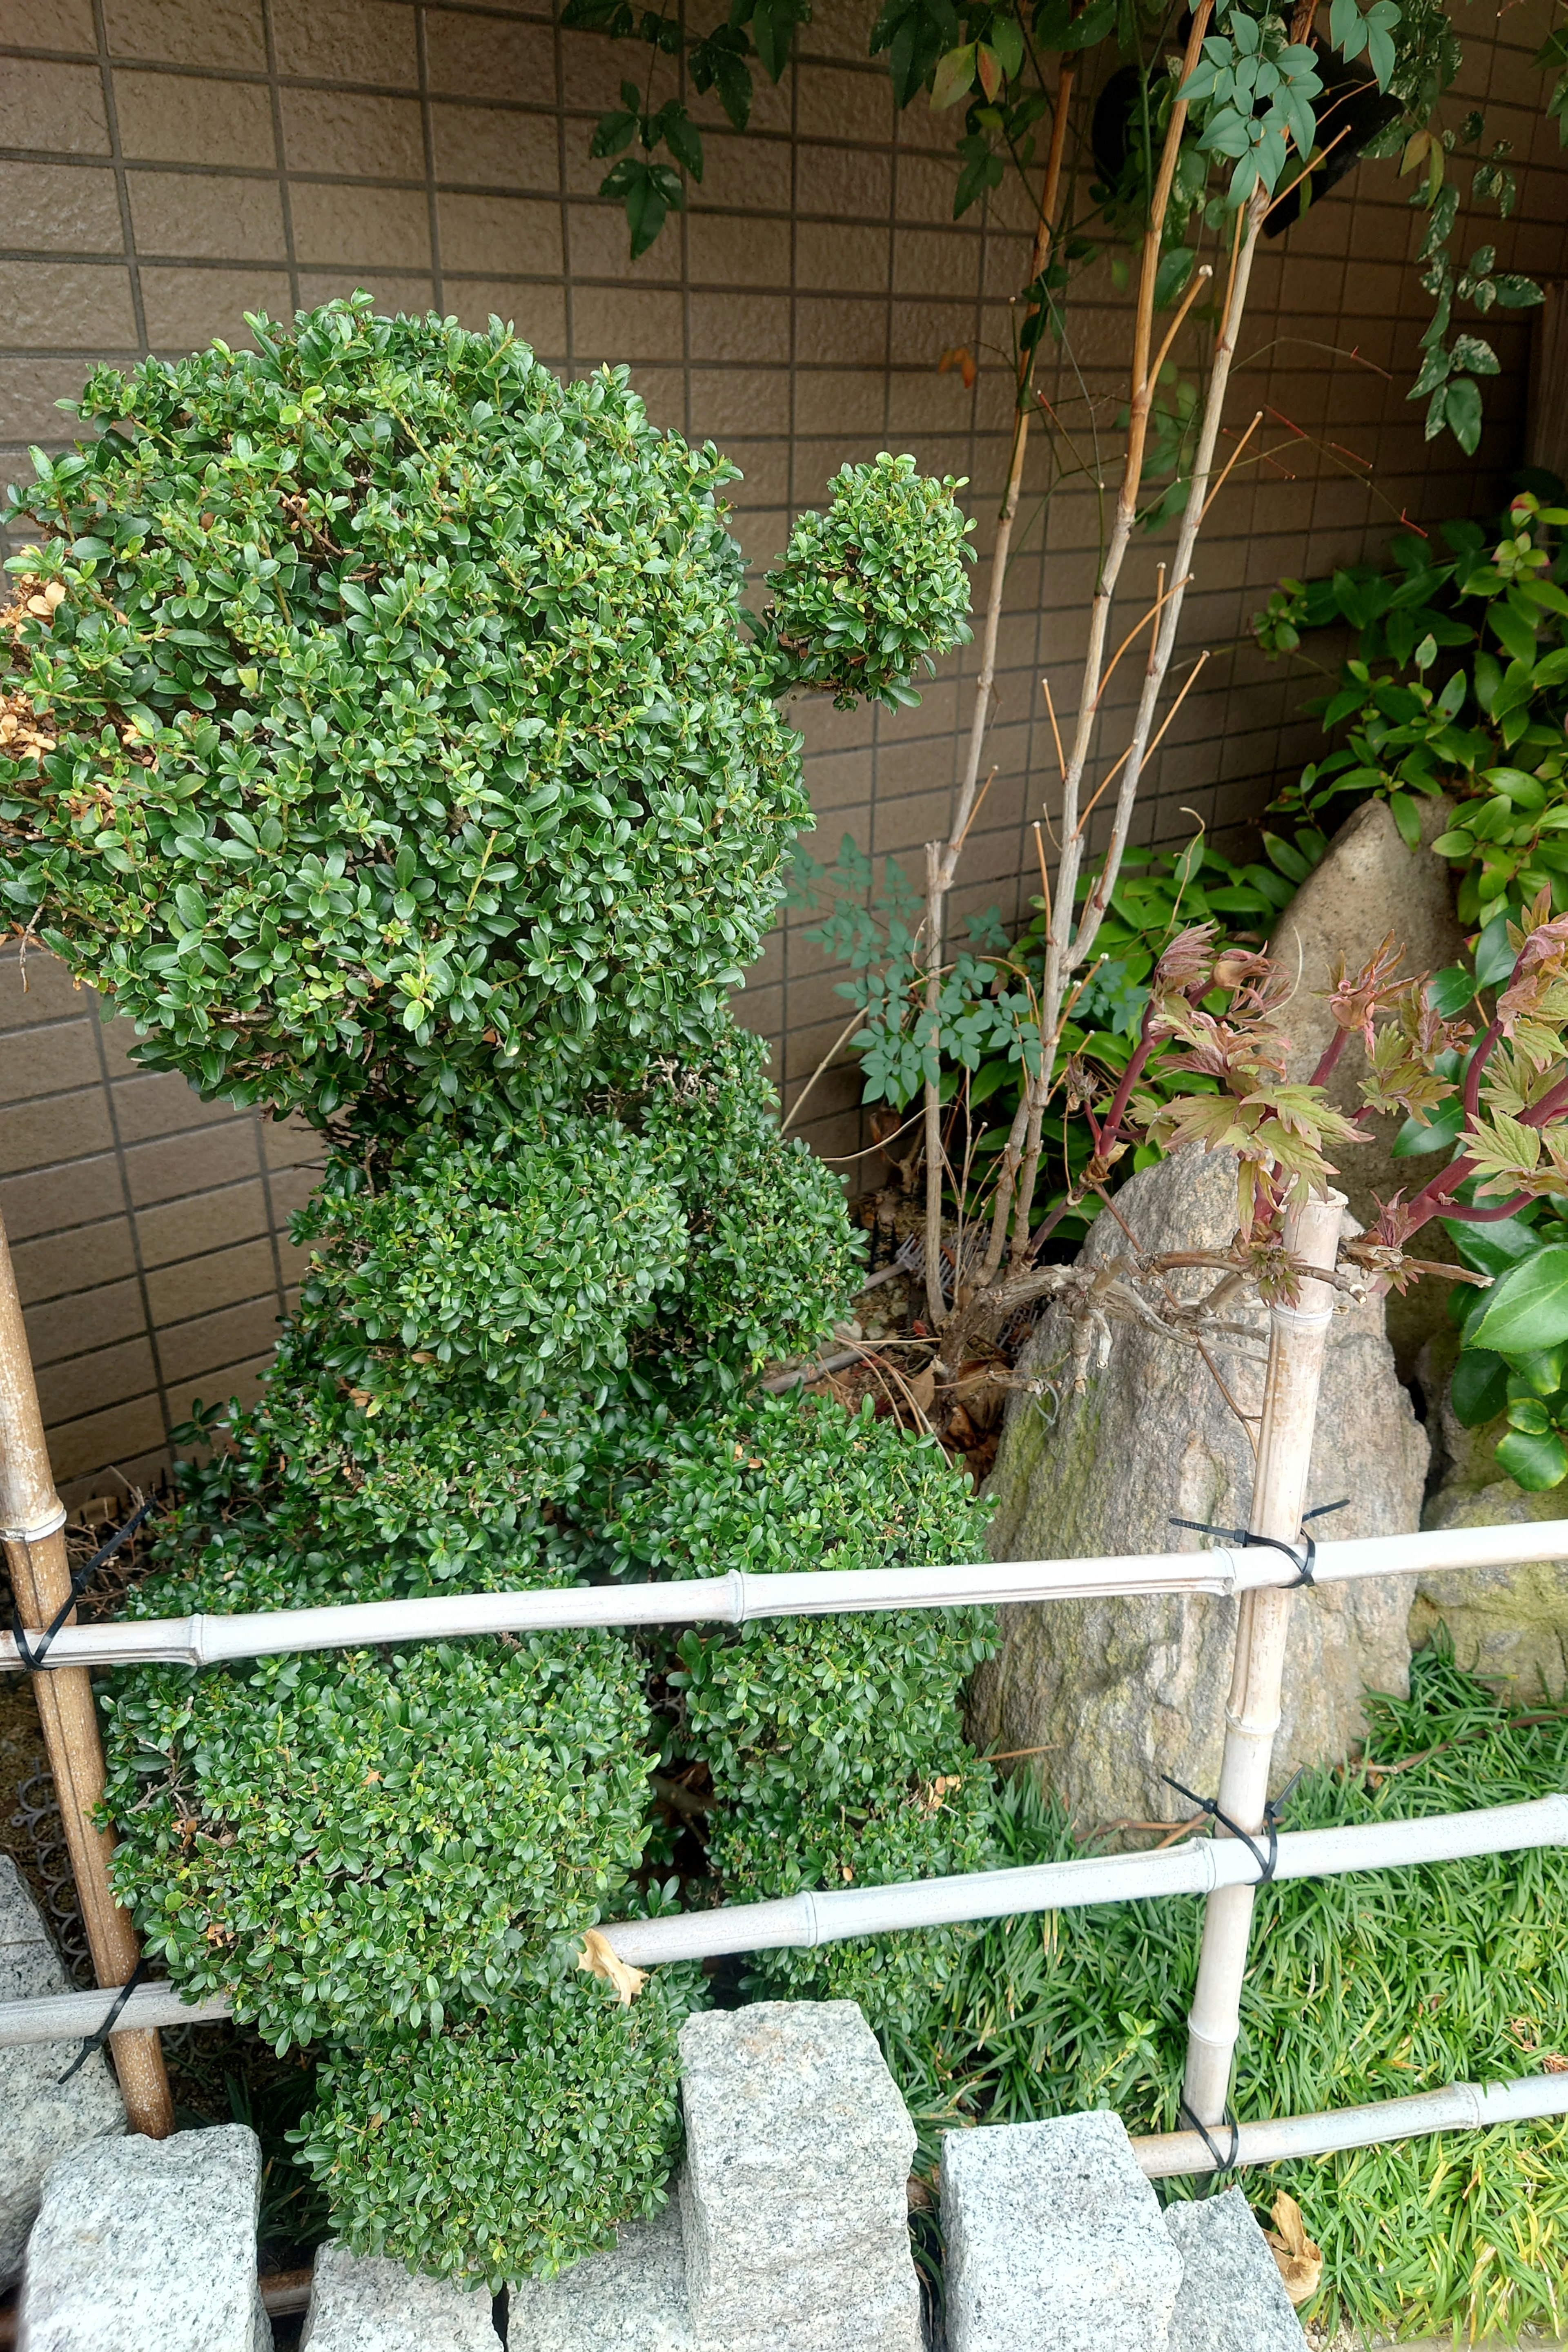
1473,1244,1568,1355
1451,1345,1508,1426
1495,1425,1568,1489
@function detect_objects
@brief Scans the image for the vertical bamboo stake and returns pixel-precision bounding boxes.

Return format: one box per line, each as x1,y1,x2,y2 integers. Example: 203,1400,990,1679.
0,1207,173,2136
1181,1186,1345,2125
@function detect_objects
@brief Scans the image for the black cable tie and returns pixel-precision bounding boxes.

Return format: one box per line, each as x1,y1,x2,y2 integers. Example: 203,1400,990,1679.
58,1956,149,2085
9,1497,157,1674
1162,1773,1280,1882
1177,2097,1241,2178
1169,1497,1350,1592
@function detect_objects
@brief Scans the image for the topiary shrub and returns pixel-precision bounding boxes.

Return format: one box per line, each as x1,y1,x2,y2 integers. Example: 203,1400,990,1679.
3,294,988,2287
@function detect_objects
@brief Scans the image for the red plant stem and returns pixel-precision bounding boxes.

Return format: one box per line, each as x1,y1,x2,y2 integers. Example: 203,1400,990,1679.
1309,1026,1352,1089
1464,1018,1502,1125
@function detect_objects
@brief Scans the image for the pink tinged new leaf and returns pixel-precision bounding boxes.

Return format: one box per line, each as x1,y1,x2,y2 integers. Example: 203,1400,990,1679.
931,43,977,108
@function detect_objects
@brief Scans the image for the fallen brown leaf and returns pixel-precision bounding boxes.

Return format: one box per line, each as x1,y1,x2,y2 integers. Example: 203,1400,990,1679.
907,1365,936,1414
1263,2189,1323,2307
577,1928,647,2006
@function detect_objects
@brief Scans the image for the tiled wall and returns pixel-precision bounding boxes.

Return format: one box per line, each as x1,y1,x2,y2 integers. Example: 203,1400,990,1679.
1,0,1566,1498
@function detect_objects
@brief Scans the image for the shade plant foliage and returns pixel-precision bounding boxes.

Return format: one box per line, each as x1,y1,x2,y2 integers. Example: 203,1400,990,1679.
0,293,992,2287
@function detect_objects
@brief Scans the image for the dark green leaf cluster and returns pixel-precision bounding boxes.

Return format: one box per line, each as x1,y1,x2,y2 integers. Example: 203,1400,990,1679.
1258,489,1568,929
294,1120,687,1395
0,297,806,1126
758,455,974,710
102,1629,654,2047
298,1962,704,2288
634,1025,865,1387
589,1392,998,2024
1447,1205,1568,1491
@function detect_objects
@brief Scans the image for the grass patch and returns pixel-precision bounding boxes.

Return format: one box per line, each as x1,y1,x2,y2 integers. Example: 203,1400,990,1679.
884,1645,1568,2343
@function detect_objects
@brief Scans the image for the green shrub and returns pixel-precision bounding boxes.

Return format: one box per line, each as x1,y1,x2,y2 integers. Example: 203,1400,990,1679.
3,294,992,2286
883,1646,1568,2343
102,1630,652,2047
300,1960,706,2287
759,452,975,710
589,1392,997,2027
0,302,806,1126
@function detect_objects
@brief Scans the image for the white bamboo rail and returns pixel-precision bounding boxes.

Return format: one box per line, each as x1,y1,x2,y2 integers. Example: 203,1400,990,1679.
1133,2069,1568,2176
5,1518,1567,1672
5,1792,1562,2054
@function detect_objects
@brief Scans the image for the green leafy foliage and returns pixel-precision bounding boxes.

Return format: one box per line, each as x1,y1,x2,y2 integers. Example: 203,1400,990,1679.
1259,490,1568,932
5,298,997,2285
883,1647,1568,2340
1450,1207,1568,1490
102,1630,655,2047
758,454,975,711
586,1391,998,2025
0,301,810,1127
298,1962,705,2287
790,823,1322,1238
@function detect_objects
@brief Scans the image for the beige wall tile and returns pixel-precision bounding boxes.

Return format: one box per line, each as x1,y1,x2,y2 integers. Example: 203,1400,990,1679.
438,189,561,275
572,283,683,361
688,290,790,363
688,133,792,215
113,68,276,165
793,63,893,145
686,211,792,290
0,160,122,253
269,0,417,85
281,87,425,179
289,180,430,267
0,0,95,50
103,0,267,69
795,220,888,293
795,144,891,221
0,59,110,154
129,172,286,261
424,10,555,103
429,101,559,190
0,259,136,346
140,264,291,345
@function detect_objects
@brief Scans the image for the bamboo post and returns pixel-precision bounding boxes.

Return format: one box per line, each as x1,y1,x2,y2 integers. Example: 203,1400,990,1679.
1181,1186,1346,2126
0,1206,173,2135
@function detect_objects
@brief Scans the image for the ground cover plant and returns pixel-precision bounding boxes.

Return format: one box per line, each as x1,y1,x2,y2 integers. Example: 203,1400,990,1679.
886,1645,1568,2342
0,292,993,2287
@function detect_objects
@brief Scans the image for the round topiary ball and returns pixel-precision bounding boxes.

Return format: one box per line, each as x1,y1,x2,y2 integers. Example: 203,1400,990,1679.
0,296,808,1125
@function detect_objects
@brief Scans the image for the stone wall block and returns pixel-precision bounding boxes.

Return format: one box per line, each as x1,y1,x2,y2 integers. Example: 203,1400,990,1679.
940,2110,1183,2352
506,2202,694,2352
300,2241,500,2349
0,1854,124,2289
20,2120,271,2352
677,2002,922,2352
1163,2187,1308,2351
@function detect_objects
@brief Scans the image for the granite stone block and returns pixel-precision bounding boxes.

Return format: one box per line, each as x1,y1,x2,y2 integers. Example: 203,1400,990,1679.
941,2109,1184,2352
506,2199,694,2352
20,2121,271,2351
1163,2187,1308,2352
0,1854,123,2288
678,2002,922,2352
300,2241,499,2348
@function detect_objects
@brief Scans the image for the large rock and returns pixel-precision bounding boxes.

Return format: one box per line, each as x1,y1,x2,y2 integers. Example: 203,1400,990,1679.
678,2002,922,2352
0,1854,123,2287
1163,2187,1307,2351
1268,793,1468,1379
301,2241,499,2348
974,1147,1424,1829
21,2121,272,2351
940,2110,1183,2352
